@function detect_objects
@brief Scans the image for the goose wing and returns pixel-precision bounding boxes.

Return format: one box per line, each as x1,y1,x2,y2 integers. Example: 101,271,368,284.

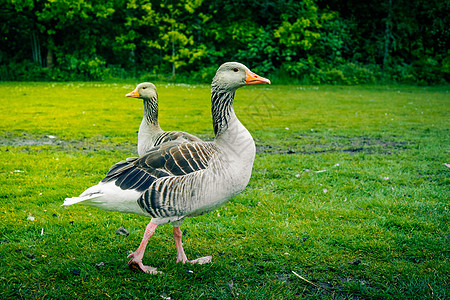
101,141,215,193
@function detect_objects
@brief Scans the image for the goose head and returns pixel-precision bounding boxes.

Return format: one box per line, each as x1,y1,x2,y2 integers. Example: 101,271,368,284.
212,62,271,91
126,82,158,101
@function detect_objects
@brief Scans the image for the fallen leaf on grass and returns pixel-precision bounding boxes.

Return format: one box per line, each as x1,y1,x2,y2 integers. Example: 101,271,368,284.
303,169,326,173
227,280,237,297
303,164,339,174
348,259,361,265
116,226,129,236
72,269,81,276
189,256,212,265
444,163,450,168
277,274,290,283
95,262,108,268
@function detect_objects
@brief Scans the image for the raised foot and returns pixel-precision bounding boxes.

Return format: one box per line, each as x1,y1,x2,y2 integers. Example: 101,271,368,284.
188,256,212,265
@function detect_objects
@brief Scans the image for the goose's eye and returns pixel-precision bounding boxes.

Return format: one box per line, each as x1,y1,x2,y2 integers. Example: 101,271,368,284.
233,68,239,72
142,87,147,90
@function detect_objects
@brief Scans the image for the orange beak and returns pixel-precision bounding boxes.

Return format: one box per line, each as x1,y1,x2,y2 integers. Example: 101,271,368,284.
245,70,271,85
125,88,140,98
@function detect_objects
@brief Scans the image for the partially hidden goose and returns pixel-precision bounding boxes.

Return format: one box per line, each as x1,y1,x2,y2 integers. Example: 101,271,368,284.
126,82,202,156
63,62,270,274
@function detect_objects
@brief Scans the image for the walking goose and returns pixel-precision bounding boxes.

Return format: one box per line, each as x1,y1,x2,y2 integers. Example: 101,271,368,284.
63,62,270,273
126,82,202,156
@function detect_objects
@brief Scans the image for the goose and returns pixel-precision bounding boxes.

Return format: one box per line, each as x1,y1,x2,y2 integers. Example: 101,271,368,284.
63,62,270,274
126,82,202,156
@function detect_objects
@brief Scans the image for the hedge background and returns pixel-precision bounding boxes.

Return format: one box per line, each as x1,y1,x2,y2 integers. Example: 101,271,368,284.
1,0,448,84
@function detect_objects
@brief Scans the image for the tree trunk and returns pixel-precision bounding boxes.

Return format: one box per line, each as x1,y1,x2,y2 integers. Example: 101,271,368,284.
46,48,54,69
383,0,392,72
31,30,42,66
171,15,176,78
172,40,176,78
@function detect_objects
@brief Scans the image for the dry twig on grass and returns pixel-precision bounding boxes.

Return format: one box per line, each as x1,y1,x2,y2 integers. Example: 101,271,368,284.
292,271,331,293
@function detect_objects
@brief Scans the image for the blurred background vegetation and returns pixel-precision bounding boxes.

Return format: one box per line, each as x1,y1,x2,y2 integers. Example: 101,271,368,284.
1,0,448,84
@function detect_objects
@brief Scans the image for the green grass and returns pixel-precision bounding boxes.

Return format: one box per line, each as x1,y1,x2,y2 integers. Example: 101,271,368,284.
0,82,449,299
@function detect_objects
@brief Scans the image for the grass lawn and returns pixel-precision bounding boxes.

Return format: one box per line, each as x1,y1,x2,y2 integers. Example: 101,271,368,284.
0,82,448,299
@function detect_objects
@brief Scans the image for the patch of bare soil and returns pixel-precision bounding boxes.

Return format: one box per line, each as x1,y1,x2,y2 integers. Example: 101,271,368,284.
0,132,136,153
256,134,412,155
1,132,412,156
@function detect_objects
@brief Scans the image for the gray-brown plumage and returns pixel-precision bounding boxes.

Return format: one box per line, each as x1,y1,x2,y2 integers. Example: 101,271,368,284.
126,82,202,156
63,62,270,273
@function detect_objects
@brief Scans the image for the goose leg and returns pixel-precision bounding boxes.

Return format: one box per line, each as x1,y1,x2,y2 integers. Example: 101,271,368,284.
173,226,212,265
127,222,161,274
173,226,188,263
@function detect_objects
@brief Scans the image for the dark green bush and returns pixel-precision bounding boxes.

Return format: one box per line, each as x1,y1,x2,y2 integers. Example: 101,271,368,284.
1,1,447,85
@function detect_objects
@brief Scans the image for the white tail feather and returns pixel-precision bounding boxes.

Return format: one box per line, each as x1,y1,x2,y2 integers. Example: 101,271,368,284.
62,193,103,206
62,182,146,216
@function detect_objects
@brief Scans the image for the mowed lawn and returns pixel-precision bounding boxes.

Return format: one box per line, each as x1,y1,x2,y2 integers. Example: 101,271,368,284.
0,82,448,299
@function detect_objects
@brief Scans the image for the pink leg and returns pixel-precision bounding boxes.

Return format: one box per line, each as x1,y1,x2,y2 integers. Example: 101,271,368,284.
173,227,212,265
173,227,188,263
127,222,160,274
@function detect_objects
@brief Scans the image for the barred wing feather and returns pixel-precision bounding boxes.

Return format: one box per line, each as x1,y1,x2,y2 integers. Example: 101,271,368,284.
101,141,215,193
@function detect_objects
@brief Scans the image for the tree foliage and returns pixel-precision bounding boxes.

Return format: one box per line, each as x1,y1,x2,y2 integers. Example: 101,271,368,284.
0,0,448,84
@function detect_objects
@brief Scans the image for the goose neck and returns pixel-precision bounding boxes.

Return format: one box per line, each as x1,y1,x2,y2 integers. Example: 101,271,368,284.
211,88,235,136
143,98,159,126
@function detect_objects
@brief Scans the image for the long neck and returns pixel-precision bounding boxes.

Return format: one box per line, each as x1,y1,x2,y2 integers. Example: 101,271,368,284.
211,86,235,137
143,97,159,127
137,98,161,156
211,86,256,171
